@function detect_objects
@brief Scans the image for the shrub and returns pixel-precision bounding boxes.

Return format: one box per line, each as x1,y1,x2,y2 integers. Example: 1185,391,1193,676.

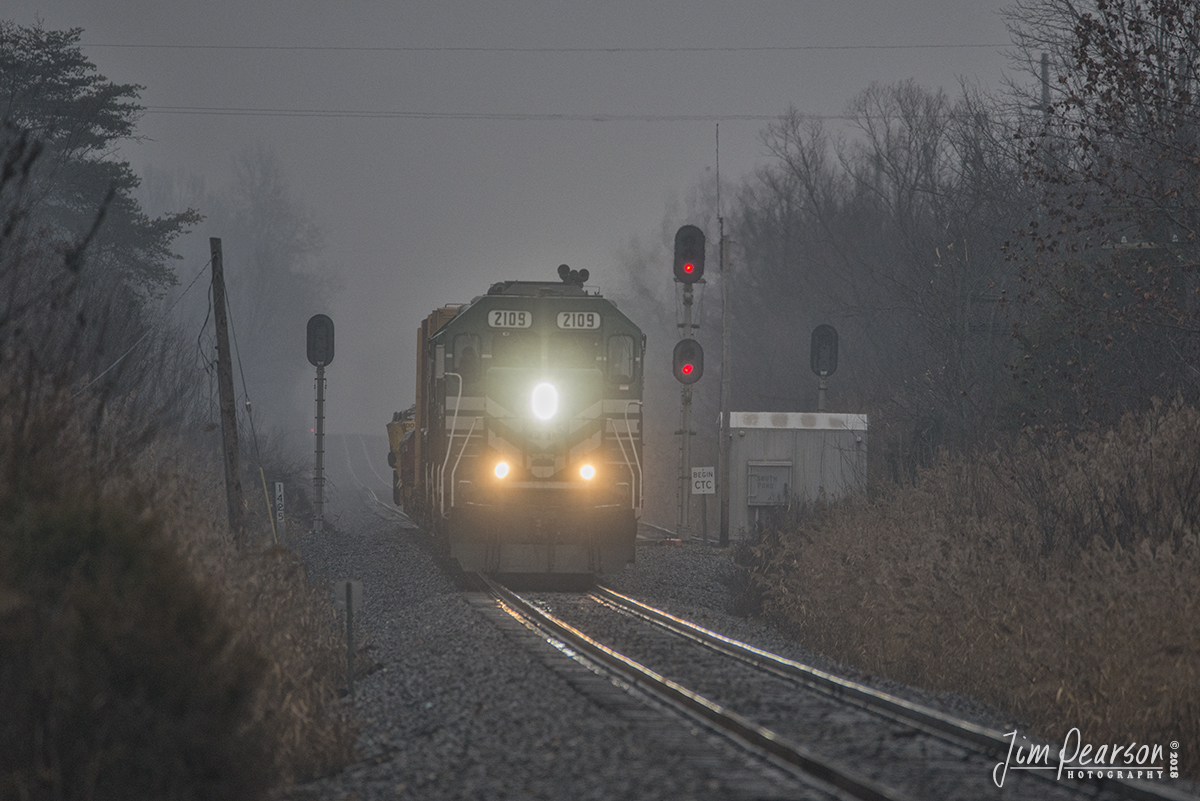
0,471,272,800
0,383,354,800
739,399,1200,779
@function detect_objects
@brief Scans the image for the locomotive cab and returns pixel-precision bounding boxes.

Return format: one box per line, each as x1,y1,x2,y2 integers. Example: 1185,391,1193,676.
393,270,644,575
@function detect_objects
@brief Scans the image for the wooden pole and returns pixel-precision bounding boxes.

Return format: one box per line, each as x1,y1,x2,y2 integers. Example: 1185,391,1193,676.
210,238,245,547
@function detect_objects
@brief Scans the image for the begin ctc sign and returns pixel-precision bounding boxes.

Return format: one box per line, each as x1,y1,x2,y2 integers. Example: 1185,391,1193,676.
691,466,715,495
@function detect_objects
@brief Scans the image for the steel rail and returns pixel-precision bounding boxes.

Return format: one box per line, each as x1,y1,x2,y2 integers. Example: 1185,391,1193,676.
594,586,1009,752
593,586,1195,801
481,575,912,801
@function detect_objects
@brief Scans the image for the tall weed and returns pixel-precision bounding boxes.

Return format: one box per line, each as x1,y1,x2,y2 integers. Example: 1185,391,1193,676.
741,400,1200,779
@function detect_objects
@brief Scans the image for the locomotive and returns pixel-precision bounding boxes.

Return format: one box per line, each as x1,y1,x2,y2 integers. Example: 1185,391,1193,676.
387,265,644,574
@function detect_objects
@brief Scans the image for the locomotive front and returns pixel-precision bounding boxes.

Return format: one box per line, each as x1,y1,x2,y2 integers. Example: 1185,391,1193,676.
395,268,644,574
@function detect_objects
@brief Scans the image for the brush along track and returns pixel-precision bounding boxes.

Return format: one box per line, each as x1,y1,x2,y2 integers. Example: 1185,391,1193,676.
482,578,1192,801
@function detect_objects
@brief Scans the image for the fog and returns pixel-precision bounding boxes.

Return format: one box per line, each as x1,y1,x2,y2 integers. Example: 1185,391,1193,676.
6,1,1011,438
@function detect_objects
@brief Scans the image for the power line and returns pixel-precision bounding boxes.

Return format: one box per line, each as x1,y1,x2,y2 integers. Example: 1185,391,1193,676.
85,42,1008,54
73,257,212,396
142,105,850,122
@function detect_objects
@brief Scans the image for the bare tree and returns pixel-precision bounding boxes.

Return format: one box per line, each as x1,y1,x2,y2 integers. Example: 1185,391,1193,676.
730,82,1025,472
1005,0,1200,427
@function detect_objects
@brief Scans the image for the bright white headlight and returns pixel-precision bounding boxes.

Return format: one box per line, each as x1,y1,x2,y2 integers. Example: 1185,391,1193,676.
531,382,558,420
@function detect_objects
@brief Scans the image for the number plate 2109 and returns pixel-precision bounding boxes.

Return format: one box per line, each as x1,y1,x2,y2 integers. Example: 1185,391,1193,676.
489,310,532,328
557,311,601,329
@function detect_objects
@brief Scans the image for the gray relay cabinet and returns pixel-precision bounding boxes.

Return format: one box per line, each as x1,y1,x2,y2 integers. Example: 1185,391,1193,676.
728,412,868,538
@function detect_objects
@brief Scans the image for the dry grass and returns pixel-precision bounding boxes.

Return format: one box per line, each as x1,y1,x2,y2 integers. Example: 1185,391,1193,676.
740,398,1200,779
0,375,355,800
142,437,358,786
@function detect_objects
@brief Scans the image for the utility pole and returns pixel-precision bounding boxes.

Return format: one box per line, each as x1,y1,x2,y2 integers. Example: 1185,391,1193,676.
718,222,731,547
210,238,245,547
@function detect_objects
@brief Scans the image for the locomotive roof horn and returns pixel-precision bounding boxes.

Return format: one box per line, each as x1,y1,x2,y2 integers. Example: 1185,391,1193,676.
558,263,589,287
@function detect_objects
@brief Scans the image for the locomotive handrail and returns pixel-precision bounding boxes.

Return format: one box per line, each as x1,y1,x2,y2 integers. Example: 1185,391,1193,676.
614,400,643,510
438,372,464,518
448,416,478,511
612,407,635,506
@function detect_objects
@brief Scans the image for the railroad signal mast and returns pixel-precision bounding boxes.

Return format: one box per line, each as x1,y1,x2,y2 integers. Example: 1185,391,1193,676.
672,225,706,536
307,314,335,534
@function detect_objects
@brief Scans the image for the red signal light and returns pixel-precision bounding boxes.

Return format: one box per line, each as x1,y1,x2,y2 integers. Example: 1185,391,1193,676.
672,338,703,384
673,225,706,283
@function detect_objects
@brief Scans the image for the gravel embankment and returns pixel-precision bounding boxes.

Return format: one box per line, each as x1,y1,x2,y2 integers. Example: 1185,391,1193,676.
280,507,820,801
603,536,1022,735
283,498,1198,801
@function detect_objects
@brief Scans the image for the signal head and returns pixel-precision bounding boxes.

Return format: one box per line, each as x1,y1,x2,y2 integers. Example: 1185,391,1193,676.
673,225,706,284
672,338,704,385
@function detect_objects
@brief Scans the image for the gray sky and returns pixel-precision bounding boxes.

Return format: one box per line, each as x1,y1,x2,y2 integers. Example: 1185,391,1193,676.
9,1,1013,435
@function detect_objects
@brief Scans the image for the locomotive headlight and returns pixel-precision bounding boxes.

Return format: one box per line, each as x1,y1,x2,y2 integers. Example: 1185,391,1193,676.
530,382,559,420
579,464,595,480
494,461,510,479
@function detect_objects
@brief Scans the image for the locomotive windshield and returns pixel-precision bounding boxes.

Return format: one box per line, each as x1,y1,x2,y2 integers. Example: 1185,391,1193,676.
607,335,635,382
549,333,599,368
452,333,481,382
490,331,535,367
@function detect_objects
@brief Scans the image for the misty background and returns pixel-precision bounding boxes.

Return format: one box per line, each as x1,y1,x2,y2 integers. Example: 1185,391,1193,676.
5,1,1011,427
5,2,1060,527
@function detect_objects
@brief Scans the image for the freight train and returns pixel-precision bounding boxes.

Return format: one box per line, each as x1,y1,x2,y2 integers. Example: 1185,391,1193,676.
387,265,644,574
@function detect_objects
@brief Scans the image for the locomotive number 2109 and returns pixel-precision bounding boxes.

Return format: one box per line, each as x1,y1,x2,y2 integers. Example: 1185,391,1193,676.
489,310,532,328
557,311,601,329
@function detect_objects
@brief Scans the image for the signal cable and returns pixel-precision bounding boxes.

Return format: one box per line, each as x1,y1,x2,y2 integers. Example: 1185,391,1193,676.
73,256,212,396
223,286,278,545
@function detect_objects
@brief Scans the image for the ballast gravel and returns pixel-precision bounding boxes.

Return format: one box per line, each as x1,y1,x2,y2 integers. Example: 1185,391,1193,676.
278,505,1019,800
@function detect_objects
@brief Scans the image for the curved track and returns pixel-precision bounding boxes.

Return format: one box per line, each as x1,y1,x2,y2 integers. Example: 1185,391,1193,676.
482,578,1194,801
483,575,905,801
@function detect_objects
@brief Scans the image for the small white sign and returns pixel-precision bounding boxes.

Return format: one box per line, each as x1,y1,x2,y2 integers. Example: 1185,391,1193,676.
332,580,363,612
691,466,715,495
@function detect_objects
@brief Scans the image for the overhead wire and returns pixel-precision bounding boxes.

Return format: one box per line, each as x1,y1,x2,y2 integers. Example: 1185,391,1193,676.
73,256,212,396
85,42,1008,54
141,106,834,122
90,38,1005,123
223,287,279,545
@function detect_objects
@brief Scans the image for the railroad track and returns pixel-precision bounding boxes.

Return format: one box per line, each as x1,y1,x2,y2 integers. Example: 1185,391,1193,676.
480,577,1195,801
